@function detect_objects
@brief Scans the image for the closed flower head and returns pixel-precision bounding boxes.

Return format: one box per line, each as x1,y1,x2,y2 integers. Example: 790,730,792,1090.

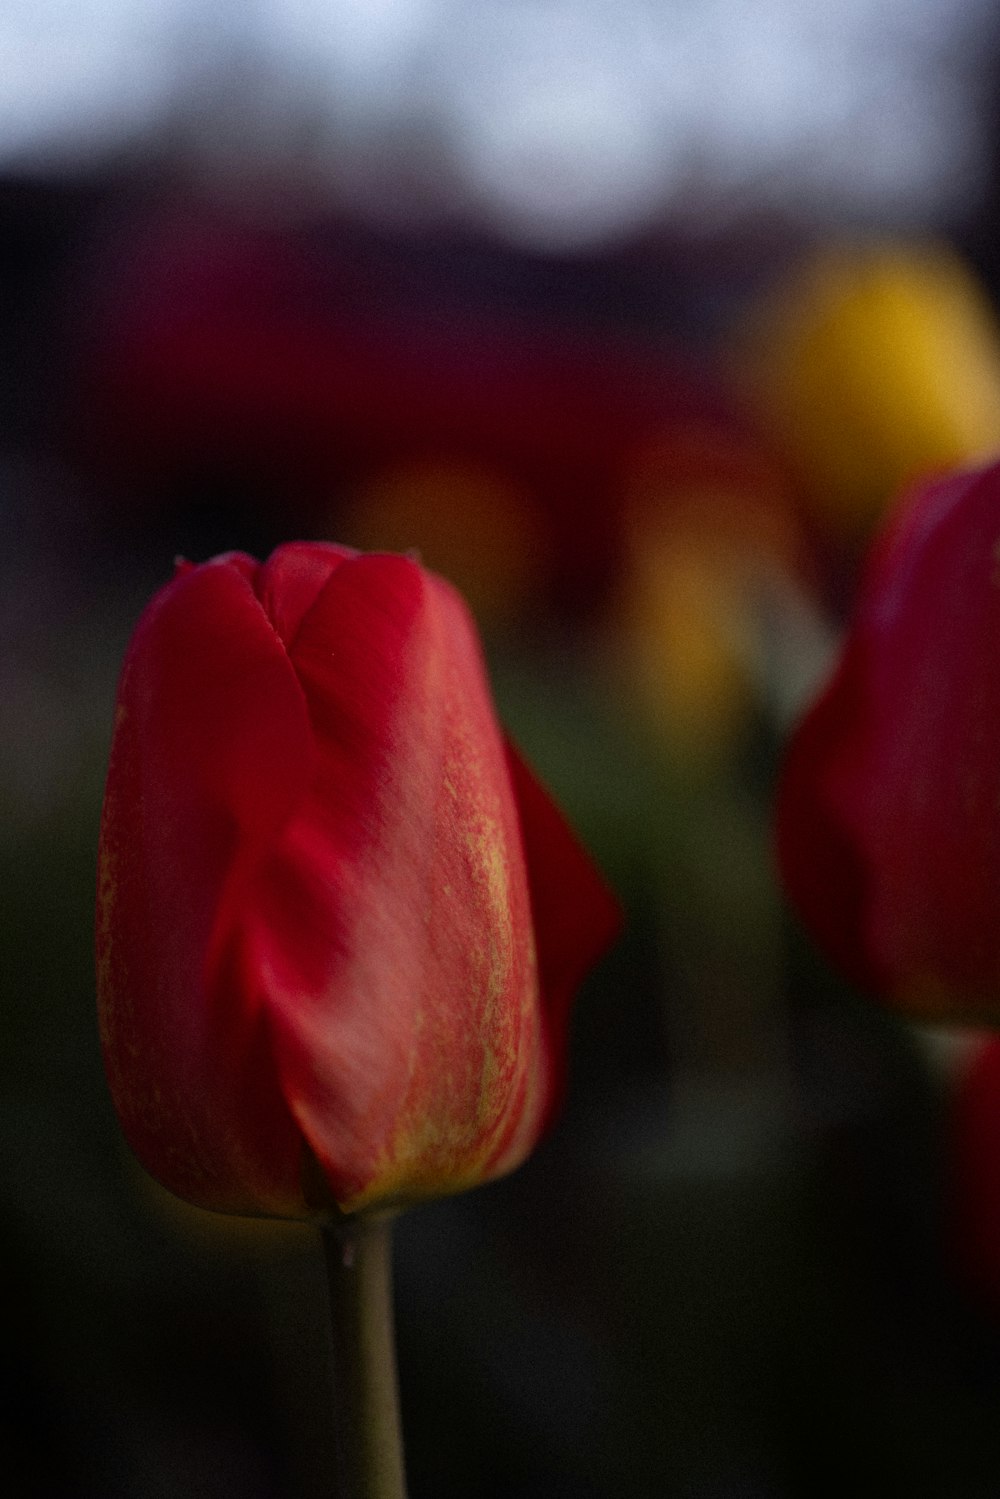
97,543,619,1218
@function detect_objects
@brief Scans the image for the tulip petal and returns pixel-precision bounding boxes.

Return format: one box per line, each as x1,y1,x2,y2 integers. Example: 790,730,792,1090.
504,740,622,1125
778,464,1000,1017
238,554,548,1208
97,559,315,1214
253,540,355,647
775,633,882,993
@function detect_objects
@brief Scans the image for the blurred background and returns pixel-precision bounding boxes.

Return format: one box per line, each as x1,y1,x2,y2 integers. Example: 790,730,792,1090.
8,1,1000,1494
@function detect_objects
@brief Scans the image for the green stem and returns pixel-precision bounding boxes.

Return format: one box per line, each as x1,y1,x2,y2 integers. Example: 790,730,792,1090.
321,1214,407,1499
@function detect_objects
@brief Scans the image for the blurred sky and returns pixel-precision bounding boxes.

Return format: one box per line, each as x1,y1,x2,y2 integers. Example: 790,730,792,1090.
2,0,998,250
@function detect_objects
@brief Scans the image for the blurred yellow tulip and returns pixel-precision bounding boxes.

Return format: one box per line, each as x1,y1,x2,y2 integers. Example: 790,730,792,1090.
736,243,1000,537
614,421,821,768
624,525,755,759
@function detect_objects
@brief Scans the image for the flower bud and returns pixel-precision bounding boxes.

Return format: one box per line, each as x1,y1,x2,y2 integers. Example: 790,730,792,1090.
97,543,619,1217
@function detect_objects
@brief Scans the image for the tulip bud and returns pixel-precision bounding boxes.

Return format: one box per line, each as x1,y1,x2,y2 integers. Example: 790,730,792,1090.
96,543,619,1218
776,460,1000,1019
738,244,1000,539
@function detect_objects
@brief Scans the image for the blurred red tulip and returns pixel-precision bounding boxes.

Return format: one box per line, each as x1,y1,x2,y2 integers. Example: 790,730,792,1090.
776,460,1000,1019
96,542,619,1218
74,204,741,614
735,242,1000,542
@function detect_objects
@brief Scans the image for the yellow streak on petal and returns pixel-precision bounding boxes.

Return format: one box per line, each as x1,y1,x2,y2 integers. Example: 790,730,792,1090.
342,799,543,1213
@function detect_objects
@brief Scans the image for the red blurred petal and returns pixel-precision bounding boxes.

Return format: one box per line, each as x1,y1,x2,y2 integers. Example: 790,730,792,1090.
778,464,1000,1015
775,633,883,992
504,740,622,1123
97,558,315,1214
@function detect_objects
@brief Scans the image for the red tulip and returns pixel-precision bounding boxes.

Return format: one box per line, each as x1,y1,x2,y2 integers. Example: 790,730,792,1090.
776,460,1000,1019
96,543,619,1217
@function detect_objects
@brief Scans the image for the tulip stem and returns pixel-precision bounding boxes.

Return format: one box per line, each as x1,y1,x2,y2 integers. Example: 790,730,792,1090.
321,1214,407,1499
